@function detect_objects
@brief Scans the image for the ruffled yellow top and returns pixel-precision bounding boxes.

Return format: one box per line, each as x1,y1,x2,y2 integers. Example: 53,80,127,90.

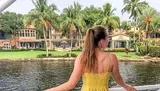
81,72,111,91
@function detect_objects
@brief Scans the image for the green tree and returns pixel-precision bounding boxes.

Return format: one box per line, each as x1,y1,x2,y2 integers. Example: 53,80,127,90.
72,2,86,48
82,5,103,28
94,3,120,34
0,11,24,35
138,6,157,38
60,2,86,56
24,0,58,57
122,0,148,43
152,14,160,38
120,21,131,31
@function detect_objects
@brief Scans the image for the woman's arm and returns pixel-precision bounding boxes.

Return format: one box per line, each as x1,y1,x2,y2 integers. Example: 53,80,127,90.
45,54,83,91
111,54,136,91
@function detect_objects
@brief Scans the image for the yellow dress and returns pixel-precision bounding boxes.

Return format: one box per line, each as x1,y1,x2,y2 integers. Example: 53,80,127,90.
81,72,111,91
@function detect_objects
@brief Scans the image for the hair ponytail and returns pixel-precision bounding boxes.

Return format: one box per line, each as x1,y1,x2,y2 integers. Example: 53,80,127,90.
80,26,107,72
80,28,97,72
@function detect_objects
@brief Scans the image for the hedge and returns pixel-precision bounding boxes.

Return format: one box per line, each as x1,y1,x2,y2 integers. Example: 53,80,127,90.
138,46,160,57
149,46,160,57
37,53,77,58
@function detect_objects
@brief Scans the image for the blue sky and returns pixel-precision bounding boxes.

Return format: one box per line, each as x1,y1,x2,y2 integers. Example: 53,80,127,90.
4,0,160,21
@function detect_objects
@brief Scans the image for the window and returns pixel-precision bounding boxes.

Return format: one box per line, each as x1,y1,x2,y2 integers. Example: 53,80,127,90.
25,30,28,37
30,30,33,37
28,30,30,37
30,30,36,37
3,43,11,49
32,30,36,37
21,30,24,37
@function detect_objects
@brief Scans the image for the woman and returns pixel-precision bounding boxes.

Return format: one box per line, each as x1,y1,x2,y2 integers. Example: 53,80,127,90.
45,26,136,91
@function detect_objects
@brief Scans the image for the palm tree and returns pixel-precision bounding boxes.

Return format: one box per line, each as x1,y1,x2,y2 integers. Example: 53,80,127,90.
24,0,58,57
45,4,59,49
152,14,160,38
122,0,148,43
60,6,77,57
120,21,131,31
71,2,86,48
82,5,103,28
94,3,120,34
138,6,157,39
60,2,86,56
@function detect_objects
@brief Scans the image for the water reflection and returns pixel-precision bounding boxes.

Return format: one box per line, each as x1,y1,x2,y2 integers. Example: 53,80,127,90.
0,61,160,91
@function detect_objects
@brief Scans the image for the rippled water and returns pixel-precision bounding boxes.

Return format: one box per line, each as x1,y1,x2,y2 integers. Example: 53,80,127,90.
0,61,160,91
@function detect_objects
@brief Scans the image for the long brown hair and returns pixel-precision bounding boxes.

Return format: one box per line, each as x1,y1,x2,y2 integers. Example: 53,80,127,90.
80,25,108,72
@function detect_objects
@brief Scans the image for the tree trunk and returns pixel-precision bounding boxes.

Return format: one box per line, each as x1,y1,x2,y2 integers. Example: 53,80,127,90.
69,35,73,57
43,30,48,57
138,31,141,41
134,19,138,53
78,28,82,49
133,19,136,44
154,32,156,38
146,23,149,39
134,27,136,43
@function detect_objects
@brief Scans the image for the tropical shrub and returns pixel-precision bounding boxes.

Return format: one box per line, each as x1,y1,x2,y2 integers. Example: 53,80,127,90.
37,53,77,58
148,46,160,57
138,45,148,56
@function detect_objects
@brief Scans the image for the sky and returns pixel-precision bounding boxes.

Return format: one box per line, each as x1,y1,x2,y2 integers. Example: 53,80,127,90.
3,0,160,21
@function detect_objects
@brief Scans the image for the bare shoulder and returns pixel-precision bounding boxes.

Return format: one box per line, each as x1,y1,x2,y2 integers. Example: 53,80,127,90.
76,52,83,60
105,52,119,63
74,52,83,64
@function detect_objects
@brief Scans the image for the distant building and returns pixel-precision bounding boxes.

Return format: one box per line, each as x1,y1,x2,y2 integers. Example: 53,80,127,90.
0,26,136,49
16,25,41,49
0,31,11,49
109,34,130,48
0,25,41,49
52,31,79,48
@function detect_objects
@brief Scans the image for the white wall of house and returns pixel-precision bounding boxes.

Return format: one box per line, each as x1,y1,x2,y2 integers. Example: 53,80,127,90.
110,35,130,48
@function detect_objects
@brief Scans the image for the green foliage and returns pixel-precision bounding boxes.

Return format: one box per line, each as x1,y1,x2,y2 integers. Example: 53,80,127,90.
60,2,86,35
149,46,160,57
136,41,142,47
138,6,158,38
122,0,148,20
66,53,77,57
37,52,77,58
138,45,148,56
37,53,53,58
82,5,103,28
72,48,82,51
138,45,160,57
120,21,131,30
94,3,120,32
0,12,24,34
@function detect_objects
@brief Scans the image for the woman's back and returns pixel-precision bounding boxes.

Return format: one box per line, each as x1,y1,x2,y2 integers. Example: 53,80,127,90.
45,26,136,91
81,52,112,91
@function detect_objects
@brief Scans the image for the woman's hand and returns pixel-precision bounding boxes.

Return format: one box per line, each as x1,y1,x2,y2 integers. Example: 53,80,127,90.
124,84,136,91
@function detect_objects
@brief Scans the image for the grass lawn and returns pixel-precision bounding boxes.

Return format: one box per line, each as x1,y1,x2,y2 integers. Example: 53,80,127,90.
113,52,140,59
0,50,140,59
0,51,65,59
